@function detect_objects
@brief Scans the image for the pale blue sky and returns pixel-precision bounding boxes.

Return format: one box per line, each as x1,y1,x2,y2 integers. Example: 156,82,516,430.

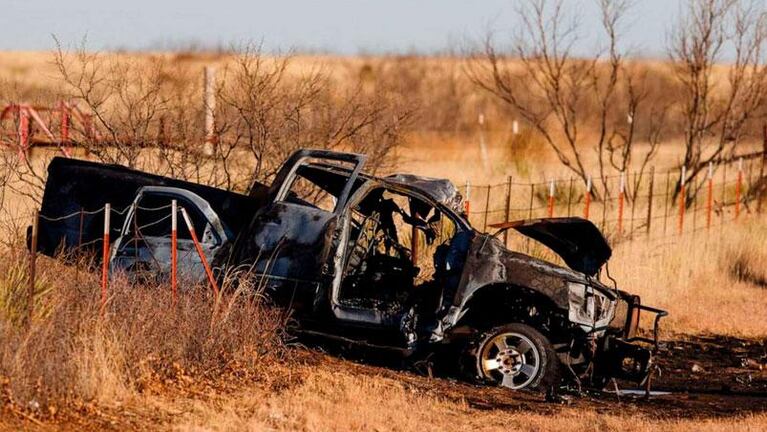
2,0,678,56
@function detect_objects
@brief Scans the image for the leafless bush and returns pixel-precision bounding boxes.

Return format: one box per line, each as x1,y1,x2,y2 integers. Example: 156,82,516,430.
469,0,667,199
214,44,415,190
0,249,286,407
669,0,767,198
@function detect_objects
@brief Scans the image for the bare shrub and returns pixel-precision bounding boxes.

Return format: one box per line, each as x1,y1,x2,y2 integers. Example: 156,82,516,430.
0,249,286,407
669,0,767,198
214,44,415,189
469,0,668,198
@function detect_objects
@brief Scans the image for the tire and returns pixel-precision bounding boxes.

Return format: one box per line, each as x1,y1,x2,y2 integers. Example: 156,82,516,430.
470,323,559,391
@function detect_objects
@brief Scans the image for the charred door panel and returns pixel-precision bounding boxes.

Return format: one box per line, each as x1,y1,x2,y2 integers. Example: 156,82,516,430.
238,202,337,311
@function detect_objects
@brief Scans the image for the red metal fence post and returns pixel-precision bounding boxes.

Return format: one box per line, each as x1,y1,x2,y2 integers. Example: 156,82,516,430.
171,200,178,305
584,176,591,219
101,203,111,316
483,185,491,232
547,179,555,218
181,207,220,298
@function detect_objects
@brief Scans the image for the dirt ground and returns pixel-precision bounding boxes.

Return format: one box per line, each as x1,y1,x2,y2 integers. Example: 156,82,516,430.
2,335,765,431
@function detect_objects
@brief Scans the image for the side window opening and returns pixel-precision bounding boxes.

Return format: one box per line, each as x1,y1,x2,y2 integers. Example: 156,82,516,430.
277,161,362,213
127,194,215,244
282,173,337,213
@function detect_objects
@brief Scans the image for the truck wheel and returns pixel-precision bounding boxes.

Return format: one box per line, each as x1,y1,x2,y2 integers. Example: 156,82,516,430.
472,323,559,390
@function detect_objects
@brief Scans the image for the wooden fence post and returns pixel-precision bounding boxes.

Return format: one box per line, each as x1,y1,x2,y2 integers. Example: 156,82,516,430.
663,171,670,235
566,177,574,217
101,203,111,316
528,183,534,220
735,157,743,220
678,167,686,235
630,171,637,238
706,162,714,229
27,211,39,325
646,167,655,235
483,185,491,232
617,171,625,235
203,66,217,156
504,177,512,246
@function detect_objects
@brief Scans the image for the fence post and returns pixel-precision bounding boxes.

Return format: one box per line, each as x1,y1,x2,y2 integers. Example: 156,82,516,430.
646,167,654,235
706,162,713,229
478,114,490,172
528,183,534,220
760,149,766,214
171,200,178,305
547,179,555,218
630,171,637,238
101,203,111,316
721,162,727,233
203,66,217,156
617,171,625,235
735,157,743,220
584,176,591,219
678,167,686,235
663,171,670,235
27,211,39,325
526,183,534,252
483,185,491,232
181,207,220,298
504,177,512,246
566,177,574,217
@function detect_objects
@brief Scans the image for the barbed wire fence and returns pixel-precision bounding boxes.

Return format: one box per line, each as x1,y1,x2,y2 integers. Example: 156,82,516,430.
460,156,766,252
6,200,220,322
2,154,765,322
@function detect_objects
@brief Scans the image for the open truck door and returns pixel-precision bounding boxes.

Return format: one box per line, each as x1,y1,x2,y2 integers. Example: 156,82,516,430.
228,150,366,316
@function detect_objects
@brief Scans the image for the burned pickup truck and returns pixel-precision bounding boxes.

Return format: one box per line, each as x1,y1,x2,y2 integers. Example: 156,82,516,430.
35,149,666,391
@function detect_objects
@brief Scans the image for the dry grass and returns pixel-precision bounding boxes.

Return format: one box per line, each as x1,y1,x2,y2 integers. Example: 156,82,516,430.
1,50,767,430
0,250,286,407
169,368,767,432
610,220,767,337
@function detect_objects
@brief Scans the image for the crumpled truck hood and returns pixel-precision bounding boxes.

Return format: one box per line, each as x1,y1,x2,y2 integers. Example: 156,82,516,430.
489,217,612,277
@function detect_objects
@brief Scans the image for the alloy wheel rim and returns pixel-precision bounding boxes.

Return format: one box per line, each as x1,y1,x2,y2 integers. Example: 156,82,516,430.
479,332,541,389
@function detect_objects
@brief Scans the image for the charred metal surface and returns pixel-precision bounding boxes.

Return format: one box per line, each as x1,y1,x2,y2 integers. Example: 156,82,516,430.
35,149,667,392
37,157,266,261
384,174,464,214
489,218,612,276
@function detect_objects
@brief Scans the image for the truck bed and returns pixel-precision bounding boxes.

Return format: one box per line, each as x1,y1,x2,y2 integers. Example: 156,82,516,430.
35,157,268,260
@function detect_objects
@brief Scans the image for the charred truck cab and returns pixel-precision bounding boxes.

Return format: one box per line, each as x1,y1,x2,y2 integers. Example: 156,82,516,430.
34,149,666,392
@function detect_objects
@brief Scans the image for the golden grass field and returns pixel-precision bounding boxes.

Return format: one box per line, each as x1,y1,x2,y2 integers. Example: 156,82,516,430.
1,52,766,431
